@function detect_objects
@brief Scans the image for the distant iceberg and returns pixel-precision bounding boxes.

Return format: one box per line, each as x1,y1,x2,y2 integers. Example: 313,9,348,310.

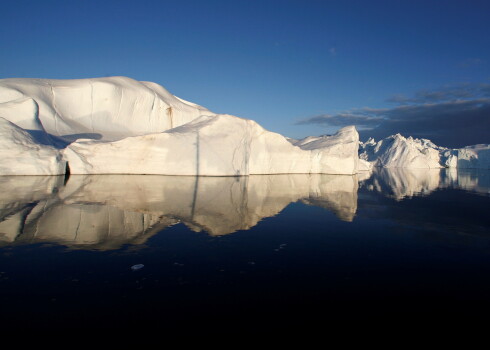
359,134,489,170
457,144,490,169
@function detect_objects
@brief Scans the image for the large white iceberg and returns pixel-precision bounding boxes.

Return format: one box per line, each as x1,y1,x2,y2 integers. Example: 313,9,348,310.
0,77,360,175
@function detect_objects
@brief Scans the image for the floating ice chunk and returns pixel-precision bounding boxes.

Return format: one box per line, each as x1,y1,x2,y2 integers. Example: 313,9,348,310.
131,264,144,271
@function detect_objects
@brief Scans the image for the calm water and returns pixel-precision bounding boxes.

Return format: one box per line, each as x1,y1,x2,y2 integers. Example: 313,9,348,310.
0,168,489,331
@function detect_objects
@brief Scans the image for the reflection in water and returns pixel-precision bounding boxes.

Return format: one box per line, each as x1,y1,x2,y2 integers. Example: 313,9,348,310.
358,167,490,239
455,169,490,195
1,169,488,250
0,174,358,249
360,167,490,200
0,176,65,243
1,170,489,331
360,168,443,200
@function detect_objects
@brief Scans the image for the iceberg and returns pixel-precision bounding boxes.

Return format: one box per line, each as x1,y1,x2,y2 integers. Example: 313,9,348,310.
359,134,490,169
359,134,443,169
2,76,486,175
0,77,359,175
457,144,490,169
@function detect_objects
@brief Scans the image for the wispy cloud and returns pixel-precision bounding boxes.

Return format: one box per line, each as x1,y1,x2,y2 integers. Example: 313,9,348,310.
459,58,485,68
297,112,383,128
329,47,337,56
385,83,490,104
297,83,490,148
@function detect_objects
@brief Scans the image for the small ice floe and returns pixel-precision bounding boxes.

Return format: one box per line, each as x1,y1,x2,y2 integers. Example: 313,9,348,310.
131,264,144,271
274,243,287,252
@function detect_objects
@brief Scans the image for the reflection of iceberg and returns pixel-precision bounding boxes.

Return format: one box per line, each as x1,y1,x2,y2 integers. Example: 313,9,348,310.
21,203,175,250
368,168,443,200
297,176,358,221
0,174,358,249
0,176,65,242
454,169,490,195
361,167,490,199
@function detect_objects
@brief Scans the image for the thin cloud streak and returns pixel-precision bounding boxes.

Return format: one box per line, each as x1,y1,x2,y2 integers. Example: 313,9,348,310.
385,83,490,104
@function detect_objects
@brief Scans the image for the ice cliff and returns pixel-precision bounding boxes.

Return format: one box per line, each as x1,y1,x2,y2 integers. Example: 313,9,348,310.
64,115,359,175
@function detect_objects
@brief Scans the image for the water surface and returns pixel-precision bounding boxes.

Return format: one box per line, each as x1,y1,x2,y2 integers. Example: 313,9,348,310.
0,169,489,331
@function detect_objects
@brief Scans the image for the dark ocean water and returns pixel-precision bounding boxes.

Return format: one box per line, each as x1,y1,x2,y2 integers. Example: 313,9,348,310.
0,168,489,333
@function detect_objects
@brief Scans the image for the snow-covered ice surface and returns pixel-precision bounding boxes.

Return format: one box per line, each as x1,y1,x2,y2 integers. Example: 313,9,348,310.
0,118,66,175
0,76,213,142
65,115,359,175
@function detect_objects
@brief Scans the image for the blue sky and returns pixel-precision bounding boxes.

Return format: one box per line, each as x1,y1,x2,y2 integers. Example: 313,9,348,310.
1,0,489,147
